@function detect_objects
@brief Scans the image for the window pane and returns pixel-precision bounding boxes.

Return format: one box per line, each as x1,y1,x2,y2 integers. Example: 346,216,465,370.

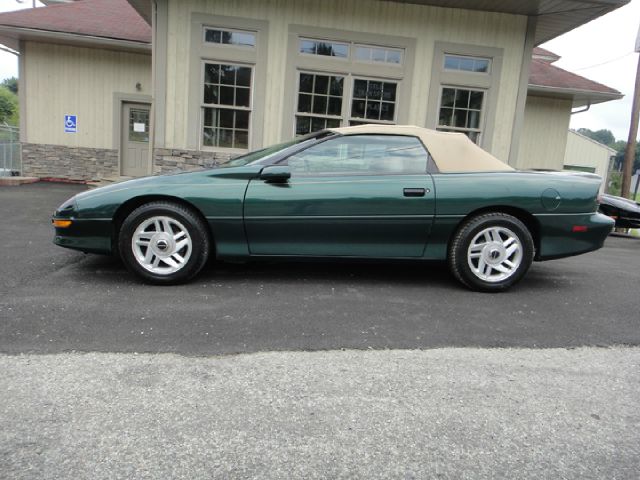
235,87,250,107
329,76,343,96
236,67,251,87
219,109,234,128
459,57,474,72
300,39,349,58
128,108,149,142
332,43,348,58
205,28,255,48
366,101,381,119
299,73,314,93
441,88,455,108
355,47,370,61
468,110,481,129
219,129,233,148
351,100,366,118
473,59,489,73
314,75,329,95
204,84,218,104
328,96,342,115
469,91,483,110
300,40,316,54
312,95,327,115
371,48,386,62
367,81,383,100
380,102,395,121
382,83,396,102
220,66,235,85
353,80,367,99
204,64,219,84
311,117,325,132
287,135,427,175
453,109,468,128
444,54,491,73
439,107,453,126
236,110,249,130
298,94,312,113
229,32,255,47
204,29,221,44
219,86,234,105
296,116,311,135
455,89,470,108
386,50,402,64
235,131,249,149
203,127,215,146
444,55,460,70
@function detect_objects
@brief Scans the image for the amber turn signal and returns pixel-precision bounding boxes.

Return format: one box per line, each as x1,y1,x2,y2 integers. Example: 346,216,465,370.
52,219,73,228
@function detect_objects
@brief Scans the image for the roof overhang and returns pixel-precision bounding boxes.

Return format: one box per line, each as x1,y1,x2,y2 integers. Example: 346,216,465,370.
377,0,629,45
0,25,151,54
127,0,628,44
527,84,623,108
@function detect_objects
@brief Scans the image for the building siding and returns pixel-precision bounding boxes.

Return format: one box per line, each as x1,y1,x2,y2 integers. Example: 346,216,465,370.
163,0,528,162
516,95,572,170
23,41,151,150
564,130,614,192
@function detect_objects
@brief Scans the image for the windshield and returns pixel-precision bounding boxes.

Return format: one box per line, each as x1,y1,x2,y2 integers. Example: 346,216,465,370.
222,134,320,167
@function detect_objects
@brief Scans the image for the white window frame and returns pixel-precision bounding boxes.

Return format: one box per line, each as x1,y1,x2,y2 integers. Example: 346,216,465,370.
435,85,486,144
200,60,254,152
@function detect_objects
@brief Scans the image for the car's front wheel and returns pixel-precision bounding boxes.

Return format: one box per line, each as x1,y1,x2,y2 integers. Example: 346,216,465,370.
118,201,211,284
448,213,534,292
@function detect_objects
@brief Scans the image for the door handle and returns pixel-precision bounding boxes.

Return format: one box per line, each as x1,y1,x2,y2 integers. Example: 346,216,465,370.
403,188,427,197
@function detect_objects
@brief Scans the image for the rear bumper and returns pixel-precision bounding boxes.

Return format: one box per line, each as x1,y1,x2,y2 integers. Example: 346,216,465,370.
52,218,113,255
535,212,614,261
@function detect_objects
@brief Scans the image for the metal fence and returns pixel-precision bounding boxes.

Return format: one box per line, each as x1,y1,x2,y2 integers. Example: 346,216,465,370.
0,124,21,177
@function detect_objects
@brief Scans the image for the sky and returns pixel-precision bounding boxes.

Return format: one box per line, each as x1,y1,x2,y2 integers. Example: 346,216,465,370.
0,0,638,142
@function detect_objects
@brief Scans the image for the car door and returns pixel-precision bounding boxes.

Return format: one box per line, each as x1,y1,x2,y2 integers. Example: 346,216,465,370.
243,134,435,257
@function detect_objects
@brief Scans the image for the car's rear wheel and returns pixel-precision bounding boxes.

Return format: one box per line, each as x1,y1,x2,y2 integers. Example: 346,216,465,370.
118,201,210,284
448,213,534,292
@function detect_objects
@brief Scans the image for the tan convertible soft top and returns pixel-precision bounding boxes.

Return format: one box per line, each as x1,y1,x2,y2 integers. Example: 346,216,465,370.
328,124,514,173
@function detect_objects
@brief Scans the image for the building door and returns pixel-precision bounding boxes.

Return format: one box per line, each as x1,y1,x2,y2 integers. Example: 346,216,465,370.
121,102,151,177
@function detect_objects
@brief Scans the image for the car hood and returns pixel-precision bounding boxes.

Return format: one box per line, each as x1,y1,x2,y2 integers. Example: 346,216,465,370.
75,165,263,201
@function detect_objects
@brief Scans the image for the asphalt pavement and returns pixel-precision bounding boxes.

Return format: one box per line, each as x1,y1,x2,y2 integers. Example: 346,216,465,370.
1,182,639,479
0,182,639,355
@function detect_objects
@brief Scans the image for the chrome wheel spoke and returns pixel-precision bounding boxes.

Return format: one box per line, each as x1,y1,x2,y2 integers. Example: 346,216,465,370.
467,226,523,283
131,215,193,275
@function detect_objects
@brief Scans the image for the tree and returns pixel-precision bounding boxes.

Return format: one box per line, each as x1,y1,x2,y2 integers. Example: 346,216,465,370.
577,127,616,147
0,87,18,125
1,77,18,95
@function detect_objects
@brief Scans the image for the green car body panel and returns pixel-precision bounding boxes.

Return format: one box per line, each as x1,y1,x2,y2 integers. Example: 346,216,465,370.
53,164,613,263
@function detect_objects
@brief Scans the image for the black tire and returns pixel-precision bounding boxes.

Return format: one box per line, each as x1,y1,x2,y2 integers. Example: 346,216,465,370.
118,201,211,285
448,213,534,292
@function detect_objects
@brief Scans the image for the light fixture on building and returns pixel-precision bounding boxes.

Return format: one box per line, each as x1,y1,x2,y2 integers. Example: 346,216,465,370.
136,82,142,92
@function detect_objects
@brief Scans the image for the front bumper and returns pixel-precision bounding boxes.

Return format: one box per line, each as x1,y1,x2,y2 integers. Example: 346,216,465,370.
52,217,113,254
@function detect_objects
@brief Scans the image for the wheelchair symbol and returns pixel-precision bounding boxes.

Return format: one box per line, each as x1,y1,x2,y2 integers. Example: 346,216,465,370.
64,115,77,133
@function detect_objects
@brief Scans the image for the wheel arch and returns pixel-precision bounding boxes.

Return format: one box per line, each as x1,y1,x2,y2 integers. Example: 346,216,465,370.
452,205,541,259
111,195,214,252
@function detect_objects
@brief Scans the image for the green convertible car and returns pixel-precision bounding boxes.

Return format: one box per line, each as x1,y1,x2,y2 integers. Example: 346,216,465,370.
52,125,614,292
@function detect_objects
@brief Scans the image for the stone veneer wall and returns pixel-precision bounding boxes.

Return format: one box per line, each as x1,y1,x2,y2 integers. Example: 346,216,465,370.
21,143,119,180
153,148,234,174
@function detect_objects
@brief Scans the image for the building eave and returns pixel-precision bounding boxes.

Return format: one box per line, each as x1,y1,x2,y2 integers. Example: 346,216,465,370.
0,25,151,54
527,84,623,107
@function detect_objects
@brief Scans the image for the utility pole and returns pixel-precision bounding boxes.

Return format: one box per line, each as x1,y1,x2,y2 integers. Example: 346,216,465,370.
622,25,640,199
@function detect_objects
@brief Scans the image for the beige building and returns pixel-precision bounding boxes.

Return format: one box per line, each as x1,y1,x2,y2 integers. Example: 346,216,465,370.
0,0,627,180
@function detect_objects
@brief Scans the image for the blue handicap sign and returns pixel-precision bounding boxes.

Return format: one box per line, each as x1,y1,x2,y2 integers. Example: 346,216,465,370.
64,115,77,133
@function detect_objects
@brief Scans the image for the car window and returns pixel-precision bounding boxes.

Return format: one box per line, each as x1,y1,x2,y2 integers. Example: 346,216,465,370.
283,135,428,176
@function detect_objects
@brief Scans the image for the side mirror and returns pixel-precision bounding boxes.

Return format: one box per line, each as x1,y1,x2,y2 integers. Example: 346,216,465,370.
260,165,291,182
